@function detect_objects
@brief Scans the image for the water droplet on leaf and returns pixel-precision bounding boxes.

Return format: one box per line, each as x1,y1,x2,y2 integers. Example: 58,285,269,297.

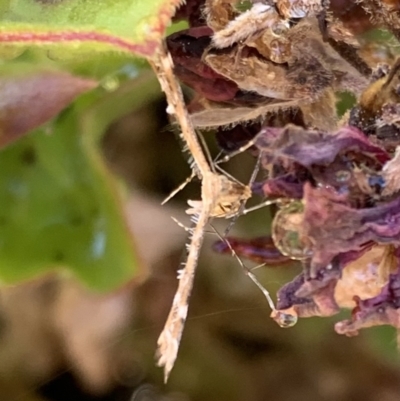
101,76,120,92
272,201,311,260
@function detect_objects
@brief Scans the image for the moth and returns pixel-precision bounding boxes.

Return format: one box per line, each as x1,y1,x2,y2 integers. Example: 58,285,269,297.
150,0,386,382
150,43,266,383
150,40,304,381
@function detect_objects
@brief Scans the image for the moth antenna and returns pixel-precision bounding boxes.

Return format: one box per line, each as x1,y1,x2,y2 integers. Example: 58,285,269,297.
197,130,216,173
214,164,245,186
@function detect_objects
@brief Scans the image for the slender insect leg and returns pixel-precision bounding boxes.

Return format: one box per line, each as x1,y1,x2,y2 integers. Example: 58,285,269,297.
211,224,298,328
210,223,277,312
161,170,197,205
246,271,277,311
170,216,193,233
242,198,282,215
215,137,258,165
162,128,221,207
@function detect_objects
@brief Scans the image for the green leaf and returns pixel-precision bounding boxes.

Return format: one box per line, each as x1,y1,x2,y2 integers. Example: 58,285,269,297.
0,0,181,57
0,102,138,290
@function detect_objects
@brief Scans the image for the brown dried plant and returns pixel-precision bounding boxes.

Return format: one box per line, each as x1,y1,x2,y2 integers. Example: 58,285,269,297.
188,1,368,130
149,0,397,384
350,57,400,151
360,0,400,41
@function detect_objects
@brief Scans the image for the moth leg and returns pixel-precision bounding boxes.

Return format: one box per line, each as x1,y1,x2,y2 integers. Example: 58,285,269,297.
215,137,258,164
209,223,277,311
171,216,193,233
242,198,285,215
161,170,197,205
212,218,298,327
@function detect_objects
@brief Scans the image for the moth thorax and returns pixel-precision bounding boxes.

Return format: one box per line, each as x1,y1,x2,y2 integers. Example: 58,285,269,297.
213,175,252,218
219,176,251,200
211,200,243,218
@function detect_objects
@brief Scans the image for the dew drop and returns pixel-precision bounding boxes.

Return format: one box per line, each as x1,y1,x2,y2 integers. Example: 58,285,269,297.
272,201,311,260
101,76,120,92
272,310,298,328
119,63,139,79
335,170,351,183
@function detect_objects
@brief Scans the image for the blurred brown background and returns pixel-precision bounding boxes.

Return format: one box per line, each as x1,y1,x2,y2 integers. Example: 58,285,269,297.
2,90,400,401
